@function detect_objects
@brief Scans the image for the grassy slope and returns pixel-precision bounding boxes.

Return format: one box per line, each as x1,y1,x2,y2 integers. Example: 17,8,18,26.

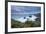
11,19,41,28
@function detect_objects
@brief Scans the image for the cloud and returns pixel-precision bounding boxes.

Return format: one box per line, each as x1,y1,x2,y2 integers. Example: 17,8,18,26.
11,6,41,14
11,5,41,20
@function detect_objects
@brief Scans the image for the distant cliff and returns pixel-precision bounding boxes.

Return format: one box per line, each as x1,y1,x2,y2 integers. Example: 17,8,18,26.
34,13,41,22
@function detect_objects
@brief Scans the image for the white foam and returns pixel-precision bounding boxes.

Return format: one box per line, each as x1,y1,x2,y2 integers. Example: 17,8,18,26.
15,15,38,23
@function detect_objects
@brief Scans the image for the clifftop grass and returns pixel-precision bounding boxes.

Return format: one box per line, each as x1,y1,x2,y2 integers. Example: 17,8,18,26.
11,19,41,28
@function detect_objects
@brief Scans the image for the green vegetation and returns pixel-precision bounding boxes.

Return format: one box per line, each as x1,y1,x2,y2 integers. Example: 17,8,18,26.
11,19,41,28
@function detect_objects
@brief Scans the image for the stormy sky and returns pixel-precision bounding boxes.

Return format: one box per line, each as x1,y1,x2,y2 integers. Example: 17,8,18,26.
11,5,41,19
